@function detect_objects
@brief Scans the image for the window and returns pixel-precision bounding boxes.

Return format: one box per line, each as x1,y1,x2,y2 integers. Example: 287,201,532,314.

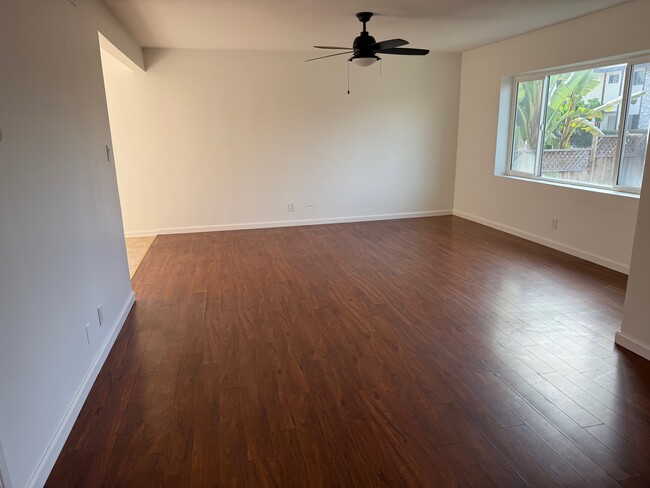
633,68,646,86
511,79,544,174
603,114,618,132
507,57,650,193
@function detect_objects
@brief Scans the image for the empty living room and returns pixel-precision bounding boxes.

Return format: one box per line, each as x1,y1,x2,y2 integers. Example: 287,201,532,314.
3,0,650,487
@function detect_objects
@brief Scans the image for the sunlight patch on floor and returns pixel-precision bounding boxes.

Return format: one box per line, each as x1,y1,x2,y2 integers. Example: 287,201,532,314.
125,236,156,278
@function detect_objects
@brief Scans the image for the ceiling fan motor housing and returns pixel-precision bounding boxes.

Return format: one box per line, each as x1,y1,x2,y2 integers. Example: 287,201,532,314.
353,32,378,58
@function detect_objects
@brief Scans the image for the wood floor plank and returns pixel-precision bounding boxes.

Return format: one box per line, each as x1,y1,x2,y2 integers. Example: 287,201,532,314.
219,387,248,487
285,393,340,487
191,364,221,488
46,217,650,487
506,424,587,487
448,378,561,487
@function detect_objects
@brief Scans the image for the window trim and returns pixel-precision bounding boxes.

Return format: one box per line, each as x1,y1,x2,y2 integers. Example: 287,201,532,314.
505,53,650,195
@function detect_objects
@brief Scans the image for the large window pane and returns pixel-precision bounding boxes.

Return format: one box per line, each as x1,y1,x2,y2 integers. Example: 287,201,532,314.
541,64,626,187
618,62,650,189
511,79,543,174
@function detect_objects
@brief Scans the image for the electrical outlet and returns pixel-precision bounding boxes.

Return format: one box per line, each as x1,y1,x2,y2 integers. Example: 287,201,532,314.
286,202,294,212
85,323,91,345
306,203,314,208
551,218,559,230
97,305,104,327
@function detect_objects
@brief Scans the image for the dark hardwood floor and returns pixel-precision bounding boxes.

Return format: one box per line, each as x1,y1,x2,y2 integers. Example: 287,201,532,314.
46,216,650,487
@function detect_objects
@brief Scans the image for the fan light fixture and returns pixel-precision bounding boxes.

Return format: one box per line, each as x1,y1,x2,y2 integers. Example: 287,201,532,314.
352,57,378,67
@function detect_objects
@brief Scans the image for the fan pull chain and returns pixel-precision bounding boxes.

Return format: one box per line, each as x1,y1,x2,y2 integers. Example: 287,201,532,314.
380,59,382,77
347,60,350,94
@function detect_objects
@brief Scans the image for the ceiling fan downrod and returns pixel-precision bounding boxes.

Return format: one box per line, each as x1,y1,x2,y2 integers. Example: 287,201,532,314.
356,11,373,33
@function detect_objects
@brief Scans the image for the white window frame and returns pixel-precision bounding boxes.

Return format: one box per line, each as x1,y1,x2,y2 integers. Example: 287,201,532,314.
506,53,650,195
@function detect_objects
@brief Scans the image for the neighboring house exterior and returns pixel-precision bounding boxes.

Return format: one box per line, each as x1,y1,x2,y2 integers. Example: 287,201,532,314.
592,64,650,132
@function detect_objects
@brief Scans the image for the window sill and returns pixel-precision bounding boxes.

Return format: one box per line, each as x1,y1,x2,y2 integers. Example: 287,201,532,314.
496,174,641,199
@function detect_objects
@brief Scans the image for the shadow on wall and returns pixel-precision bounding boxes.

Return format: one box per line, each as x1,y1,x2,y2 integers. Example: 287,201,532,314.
0,436,8,488
99,32,146,72
143,46,169,70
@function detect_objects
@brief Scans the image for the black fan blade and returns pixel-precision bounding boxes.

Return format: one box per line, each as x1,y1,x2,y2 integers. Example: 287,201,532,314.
314,46,352,50
367,38,409,51
377,47,430,56
305,51,354,62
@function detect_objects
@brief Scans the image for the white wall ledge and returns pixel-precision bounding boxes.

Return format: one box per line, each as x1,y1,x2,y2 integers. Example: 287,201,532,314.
495,174,641,199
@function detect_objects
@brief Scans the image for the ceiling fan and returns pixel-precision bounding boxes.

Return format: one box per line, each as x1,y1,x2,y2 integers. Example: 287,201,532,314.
306,12,430,67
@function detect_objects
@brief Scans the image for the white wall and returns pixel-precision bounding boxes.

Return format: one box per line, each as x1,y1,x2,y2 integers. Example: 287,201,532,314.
618,148,650,359
0,1,142,487
453,0,650,273
101,49,461,236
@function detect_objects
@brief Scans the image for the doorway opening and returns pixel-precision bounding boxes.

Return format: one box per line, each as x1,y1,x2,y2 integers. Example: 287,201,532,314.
98,33,155,279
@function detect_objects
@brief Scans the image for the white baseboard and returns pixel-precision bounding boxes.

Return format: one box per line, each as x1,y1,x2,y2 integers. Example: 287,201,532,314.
124,229,159,238
27,291,136,488
453,210,629,274
123,210,453,238
615,331,650,361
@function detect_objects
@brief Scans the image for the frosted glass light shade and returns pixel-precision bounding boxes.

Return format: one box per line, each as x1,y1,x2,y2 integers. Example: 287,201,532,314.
353,57,376,67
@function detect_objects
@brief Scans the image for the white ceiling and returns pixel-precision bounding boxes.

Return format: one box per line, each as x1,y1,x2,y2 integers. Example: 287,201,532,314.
101,0,632,53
